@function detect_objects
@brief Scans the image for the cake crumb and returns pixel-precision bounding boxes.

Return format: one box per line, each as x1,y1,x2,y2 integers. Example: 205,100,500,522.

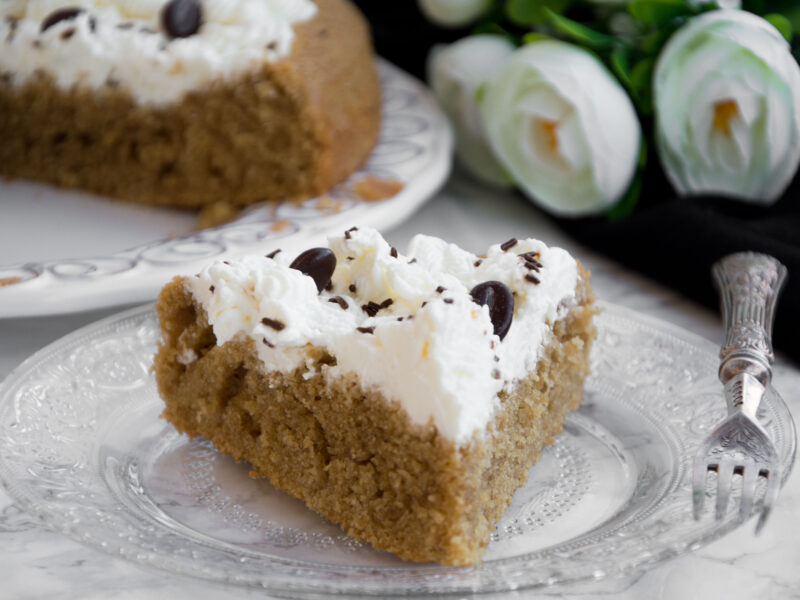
352,176,404,202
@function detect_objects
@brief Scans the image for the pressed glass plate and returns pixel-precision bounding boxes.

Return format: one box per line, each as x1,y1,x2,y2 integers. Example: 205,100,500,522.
0,302,794,597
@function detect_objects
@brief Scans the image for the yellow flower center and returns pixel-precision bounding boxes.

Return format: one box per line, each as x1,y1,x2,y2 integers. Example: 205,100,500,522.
712,100,739,138
540,119,560,153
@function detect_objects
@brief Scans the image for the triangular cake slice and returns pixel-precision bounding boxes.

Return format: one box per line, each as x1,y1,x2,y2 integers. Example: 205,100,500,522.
153,227,596,565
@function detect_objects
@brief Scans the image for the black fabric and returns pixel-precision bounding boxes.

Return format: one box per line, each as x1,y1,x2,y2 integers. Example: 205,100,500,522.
355,3,800,363
561,180,800,364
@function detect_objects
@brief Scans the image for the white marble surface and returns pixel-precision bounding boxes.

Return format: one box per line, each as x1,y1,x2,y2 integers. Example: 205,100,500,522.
1,174,799,599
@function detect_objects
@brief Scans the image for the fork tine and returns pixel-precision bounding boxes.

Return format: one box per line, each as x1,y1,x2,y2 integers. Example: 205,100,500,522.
692,455,710,520
738,461,758,523
715,457,735,520
755,466,781,534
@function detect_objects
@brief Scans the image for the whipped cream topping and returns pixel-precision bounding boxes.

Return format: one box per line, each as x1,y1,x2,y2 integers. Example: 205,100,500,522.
0,0,317,105
186,227,579,444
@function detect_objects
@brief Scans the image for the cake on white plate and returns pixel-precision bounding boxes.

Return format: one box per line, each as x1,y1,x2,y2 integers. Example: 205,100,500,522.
0,0,380,219
153,227,597,565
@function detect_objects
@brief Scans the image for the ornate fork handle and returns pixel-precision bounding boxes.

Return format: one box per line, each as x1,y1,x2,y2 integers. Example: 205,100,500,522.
712,252,787,417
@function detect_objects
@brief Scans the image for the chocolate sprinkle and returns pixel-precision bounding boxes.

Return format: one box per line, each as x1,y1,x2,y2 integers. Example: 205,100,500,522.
328,296,348,310
421,301,427,308
266,248,281,259
492,369,501,380
289,247,336,293
356,326,375,335
261,317,285,331
116,22,135,29
390,247,398,258
60,27,75,40
347,256,355,262
443,298,454,304
435,286,446,294
162,0,202,39
474,259,483,267
397,317,404,321
361,301,382,317
470,281,515,340
408,258,417,264
494,355,500,362
523,260,541,272
525,273,540,284
349,284,357,293
380,298,394,309
500,238,518,251
262,338,275,348
41,7,84,32
344,226,358,240
5,17,18,42
209,285,215,293
519,252,543,271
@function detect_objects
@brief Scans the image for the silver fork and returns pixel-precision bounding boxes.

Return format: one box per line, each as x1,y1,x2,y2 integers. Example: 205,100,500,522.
692,252,787,533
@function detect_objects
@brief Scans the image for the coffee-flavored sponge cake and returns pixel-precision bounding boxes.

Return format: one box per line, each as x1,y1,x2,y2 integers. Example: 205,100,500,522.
153,227,597,565
0,0,380,209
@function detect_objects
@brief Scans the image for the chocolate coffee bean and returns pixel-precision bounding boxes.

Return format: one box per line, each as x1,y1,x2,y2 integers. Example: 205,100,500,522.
41,7,84,32
470,281,514,340
290,248,337,293
162,0,202,38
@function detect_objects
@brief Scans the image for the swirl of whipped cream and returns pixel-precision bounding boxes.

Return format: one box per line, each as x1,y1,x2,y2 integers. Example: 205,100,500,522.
0,0,317,104
187,227,579,443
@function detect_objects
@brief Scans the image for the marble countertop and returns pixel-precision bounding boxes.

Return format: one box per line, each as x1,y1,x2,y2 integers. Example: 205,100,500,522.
1,176,798,599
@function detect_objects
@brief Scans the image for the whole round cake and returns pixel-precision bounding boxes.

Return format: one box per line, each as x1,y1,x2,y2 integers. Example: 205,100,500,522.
0,0,381,210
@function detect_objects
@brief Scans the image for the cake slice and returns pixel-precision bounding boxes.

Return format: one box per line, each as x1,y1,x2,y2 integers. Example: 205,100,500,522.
0,0,380,211
153,227,596,565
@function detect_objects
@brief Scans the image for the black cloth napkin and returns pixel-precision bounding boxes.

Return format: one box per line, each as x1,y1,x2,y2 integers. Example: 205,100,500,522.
355,3,800,364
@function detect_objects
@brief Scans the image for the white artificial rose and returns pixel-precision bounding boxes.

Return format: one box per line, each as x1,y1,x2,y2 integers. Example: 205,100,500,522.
480,40,642,216
428,35,516,187
654,9,800,204
418,0,492,28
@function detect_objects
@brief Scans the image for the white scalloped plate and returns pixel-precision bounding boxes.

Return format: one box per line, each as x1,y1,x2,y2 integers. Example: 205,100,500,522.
0,59,452,318
0,302,794,597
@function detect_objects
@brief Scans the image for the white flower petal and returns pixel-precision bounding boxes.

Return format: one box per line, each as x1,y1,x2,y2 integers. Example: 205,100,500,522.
654,9,800,204
427,35,516,187
481,41,640,216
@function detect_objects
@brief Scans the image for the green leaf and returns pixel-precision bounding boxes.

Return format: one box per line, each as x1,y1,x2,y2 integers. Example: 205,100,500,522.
545,8,616,48
764,13,793,42
629,0,692,25
642,28,673,54
610,45,632,88
605,171,643,221
506,0,545,25
522,32,553,44
471,21,518,42
630,56,655,114
637,136,648,169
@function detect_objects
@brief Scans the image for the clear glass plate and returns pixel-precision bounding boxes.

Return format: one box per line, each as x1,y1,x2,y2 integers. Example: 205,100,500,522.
0,302,794,597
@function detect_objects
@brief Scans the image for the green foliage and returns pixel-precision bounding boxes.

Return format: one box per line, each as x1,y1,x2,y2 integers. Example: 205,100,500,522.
462,0,800,218
505,0,572,26
765,13,793,41
628,0,694,25
545,9,616,48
